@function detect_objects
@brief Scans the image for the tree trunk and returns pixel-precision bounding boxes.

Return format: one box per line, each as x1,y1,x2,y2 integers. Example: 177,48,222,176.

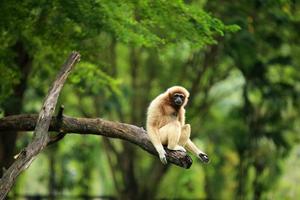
236,152,248,200
0,40,32,176
48,147,56,200
253,163,263,200
119,46,140,200
120,144,139,200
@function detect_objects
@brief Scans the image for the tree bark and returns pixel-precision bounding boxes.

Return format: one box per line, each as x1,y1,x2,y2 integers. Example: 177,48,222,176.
0,52,80,199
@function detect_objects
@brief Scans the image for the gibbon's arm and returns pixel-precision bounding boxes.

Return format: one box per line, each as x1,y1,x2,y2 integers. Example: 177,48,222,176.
178,108,186,126
147,124,167,164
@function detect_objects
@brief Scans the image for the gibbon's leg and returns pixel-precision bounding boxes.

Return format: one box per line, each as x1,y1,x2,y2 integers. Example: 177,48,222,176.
185,139,210,163
148,126,167,164
159,121,186,152
158,125,169,145
178,124,191,146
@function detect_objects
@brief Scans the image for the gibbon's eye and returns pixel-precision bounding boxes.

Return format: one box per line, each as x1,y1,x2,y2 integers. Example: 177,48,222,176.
173,93,184,99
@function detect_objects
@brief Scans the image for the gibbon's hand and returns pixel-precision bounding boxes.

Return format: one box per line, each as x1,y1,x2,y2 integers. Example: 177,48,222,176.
198,153,210,163
158,148,167,164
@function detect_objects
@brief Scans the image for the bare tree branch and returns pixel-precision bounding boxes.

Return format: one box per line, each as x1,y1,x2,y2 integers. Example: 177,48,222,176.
0,52,80,199
0,114,193,169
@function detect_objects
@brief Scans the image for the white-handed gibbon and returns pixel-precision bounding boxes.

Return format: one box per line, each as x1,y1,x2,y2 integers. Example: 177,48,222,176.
146,86,209,164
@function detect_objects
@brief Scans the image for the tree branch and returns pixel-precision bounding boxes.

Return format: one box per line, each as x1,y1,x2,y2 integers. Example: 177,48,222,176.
47,105,67,146
0,52,80,199
0,114,193,169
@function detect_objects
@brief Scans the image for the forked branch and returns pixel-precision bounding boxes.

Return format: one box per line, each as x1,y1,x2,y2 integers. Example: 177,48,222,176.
0,52,81,199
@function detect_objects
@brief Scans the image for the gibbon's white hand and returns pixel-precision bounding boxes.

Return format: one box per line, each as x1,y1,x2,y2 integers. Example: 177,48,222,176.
158,149,167,164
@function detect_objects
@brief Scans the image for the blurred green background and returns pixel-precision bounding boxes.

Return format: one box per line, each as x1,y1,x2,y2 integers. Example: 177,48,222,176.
0,0,299,199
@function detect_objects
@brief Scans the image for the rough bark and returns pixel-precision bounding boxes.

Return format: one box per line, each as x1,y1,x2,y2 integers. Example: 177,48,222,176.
0,114,193,169
0,52,80,199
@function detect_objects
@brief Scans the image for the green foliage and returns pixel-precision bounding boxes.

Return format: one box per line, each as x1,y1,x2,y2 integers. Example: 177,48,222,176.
0,0,236,108
70,62,121,96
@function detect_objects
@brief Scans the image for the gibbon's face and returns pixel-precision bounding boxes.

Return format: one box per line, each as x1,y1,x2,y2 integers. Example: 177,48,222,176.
172,92,185,107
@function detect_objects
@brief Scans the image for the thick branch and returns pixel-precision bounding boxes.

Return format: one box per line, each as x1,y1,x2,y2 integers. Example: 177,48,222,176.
0,52,80,199
0,114,193,169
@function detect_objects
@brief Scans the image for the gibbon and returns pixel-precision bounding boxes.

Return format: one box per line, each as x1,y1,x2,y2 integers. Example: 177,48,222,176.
146,86,209,164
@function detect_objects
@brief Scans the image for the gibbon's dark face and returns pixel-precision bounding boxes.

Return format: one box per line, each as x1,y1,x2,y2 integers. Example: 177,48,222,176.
172,93,185,107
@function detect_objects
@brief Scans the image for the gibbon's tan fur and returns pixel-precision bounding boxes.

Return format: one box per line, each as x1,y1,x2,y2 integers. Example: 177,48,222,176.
146,86,209,164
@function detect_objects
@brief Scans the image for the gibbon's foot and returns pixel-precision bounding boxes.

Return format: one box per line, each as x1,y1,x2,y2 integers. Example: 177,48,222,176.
168,145,186,152
198,153,210,163
158,149,168,164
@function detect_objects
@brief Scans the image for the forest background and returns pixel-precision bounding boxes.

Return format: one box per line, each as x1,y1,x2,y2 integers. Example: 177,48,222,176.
0,0,299,199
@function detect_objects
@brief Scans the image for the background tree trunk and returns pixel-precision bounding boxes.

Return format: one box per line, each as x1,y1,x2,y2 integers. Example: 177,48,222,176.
0,41,32,176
